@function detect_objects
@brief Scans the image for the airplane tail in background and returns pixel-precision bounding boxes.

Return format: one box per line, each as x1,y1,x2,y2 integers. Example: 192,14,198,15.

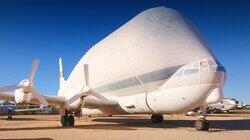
58,57,66,95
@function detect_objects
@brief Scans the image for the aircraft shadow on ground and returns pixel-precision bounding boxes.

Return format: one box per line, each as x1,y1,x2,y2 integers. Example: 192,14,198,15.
91,118,250,131
0,124,135,131
1,118,250,132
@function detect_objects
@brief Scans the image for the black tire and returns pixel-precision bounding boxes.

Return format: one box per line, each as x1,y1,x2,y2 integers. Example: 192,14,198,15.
195,119,209,131
157,115,164,123
151,114,163,123
151,115,157,123
67,115,75,126
61,116,68,127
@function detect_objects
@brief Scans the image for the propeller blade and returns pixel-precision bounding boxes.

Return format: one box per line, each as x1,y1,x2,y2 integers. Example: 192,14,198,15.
88,89,114,103
0,85,21,92
66,64,116,106
66,86,90,105
30,87,49,107
83,64,89,86
29,59,40,82
64,64,90,105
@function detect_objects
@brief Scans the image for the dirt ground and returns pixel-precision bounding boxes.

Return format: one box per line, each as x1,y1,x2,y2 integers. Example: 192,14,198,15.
0,112,250,140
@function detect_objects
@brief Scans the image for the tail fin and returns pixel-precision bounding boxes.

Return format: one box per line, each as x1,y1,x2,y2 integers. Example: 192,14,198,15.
59,57,66,91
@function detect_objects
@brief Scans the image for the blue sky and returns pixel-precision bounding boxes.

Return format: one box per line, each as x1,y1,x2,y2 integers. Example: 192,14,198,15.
0,0,249,103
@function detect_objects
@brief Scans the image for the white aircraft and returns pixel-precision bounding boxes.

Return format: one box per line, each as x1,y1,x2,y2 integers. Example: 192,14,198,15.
208,98,239,113
0,7,226,131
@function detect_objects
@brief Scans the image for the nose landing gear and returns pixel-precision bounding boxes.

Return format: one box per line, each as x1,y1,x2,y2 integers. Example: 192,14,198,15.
195,106,210,131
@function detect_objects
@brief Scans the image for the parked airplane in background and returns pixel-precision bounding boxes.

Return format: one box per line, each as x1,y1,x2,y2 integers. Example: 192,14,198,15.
0,7,226,131
0,101,42,119
208,98,239,113
187,98,239,115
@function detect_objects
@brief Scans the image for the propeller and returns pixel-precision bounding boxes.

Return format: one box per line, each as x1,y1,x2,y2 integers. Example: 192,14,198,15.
29,86,49,107
66,64,113,106
82,64,111,102
29,59,39,82
0,59,49,107
65,64,90,106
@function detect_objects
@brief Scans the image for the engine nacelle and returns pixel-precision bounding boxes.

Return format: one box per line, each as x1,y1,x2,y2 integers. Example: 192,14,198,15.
14,89,33,104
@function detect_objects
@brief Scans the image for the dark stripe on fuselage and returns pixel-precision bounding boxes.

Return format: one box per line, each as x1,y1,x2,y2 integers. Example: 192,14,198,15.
93,65,182,93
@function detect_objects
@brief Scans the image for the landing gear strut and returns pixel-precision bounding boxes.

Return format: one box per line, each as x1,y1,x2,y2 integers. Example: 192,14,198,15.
60,110,75,127
195,106,210,131
151,114,164,123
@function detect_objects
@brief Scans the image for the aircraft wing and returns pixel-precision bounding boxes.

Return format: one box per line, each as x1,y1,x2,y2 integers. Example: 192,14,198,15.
0,92,65,106
31,95,66,106
0,59,116,109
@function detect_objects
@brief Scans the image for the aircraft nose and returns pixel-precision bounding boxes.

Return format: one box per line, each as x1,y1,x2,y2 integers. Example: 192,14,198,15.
215,60,227,85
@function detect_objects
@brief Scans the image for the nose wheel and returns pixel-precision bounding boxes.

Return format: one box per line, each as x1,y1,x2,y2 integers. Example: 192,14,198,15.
195,119,210,131
195,106,210,131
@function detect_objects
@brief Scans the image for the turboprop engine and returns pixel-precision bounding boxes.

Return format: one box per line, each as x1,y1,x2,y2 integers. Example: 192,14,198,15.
14,88,33,104
0,59,49,106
